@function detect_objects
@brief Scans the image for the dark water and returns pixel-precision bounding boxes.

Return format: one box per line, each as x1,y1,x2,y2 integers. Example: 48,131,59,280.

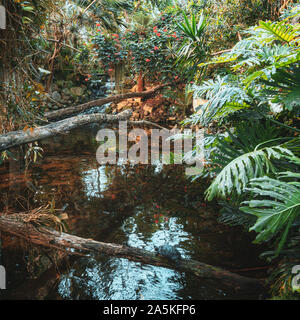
0,124,268,300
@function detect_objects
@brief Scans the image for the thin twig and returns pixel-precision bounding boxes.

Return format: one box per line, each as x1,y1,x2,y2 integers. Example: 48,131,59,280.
211,49,232,56
82,0,98,14
45,38,81,53
128,120,169,131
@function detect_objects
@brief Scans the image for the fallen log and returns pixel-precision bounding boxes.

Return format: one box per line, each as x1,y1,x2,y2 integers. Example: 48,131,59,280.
0,109,132,152
45,82,171,121
0,213,266,294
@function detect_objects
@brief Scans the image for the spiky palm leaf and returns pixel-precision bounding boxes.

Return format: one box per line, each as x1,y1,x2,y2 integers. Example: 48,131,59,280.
241,170,300,256
175,11,207,78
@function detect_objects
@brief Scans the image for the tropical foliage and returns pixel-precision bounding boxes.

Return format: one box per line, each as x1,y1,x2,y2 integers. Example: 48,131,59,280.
91,7,186,83
1,0,299,299
181,2,300,297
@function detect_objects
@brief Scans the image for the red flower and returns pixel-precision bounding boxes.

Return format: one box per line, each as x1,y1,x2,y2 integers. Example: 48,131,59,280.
97,29,101,32
174,75,178,80
146,58,151,62
112,34,119,37
163,28,167,32
132,33,135,35
84,78,89,81
132,57,135,59
156,33,161,37
108,69,113,72
154,46,159,50
155,220,159,224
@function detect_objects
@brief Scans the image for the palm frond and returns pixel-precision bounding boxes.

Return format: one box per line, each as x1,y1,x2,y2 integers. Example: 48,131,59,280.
218,201,256,228
255,20,300,44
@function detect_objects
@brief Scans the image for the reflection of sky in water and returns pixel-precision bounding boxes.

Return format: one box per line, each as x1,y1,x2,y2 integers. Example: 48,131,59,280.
82,165,111,197
58,214,190,300
82,161,165,198
58,258,184,300
72,163,192,299
123,215,190,259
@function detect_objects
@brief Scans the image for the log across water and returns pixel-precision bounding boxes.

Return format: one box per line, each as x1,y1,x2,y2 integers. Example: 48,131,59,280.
45,82,172,120
0,109,132,152
0,81,176,152
0,213,266,295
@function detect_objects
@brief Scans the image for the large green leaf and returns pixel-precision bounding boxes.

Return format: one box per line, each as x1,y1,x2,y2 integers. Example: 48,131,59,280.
205,145,293,201
192,75,252,125
241,171,300,256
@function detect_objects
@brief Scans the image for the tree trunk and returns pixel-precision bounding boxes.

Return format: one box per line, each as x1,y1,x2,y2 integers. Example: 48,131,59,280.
0,109,132,152
0,213,266,294
45,82,171,121
137,70,144,92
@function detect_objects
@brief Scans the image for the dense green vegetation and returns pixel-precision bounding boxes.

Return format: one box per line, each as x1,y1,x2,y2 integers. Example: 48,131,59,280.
186,2,300,299
0,0,299,299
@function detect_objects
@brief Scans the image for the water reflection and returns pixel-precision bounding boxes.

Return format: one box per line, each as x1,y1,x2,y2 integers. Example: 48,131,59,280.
0,125,267,300
82,166,112,197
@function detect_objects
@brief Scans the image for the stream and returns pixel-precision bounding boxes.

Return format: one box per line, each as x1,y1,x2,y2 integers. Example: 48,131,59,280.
0,81,268,300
